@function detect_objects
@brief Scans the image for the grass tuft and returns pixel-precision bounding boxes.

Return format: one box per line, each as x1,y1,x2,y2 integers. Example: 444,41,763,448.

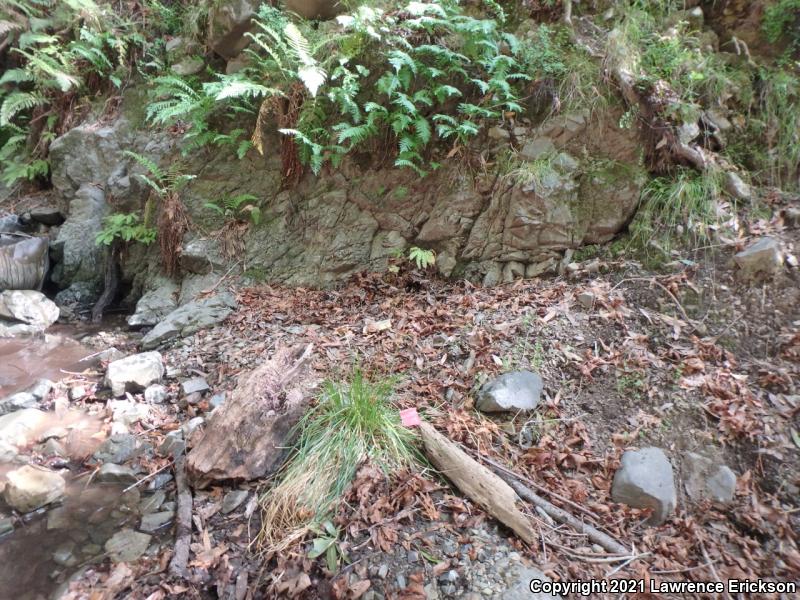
258,368,418,553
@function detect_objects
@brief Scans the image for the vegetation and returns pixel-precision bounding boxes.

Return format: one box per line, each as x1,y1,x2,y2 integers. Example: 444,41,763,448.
408,246,436,269
204,193,262,225
258,369,418,552
95,212,156,246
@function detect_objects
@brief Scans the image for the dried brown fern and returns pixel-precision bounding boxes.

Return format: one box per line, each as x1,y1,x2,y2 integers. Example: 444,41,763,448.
158,191,189,277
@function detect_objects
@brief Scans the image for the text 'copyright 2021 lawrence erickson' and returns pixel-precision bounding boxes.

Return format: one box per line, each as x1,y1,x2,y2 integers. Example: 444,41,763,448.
529,578,797,596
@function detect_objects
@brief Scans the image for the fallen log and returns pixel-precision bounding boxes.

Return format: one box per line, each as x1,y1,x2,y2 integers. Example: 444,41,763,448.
186,344,315,488
418,422,537,545
169,456,192,578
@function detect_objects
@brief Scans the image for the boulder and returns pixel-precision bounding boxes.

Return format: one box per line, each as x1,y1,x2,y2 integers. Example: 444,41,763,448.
208,0,260,59
0,236,49,291
476,371,544,413
3,465,66,512
95,463,138,485
104,529,151,562
683,452,737,504
179,238,226,275
141,292,237,349
171,56,205,76
612,447,676,525
734,237,783,280
0,290,59,328
127,280,179,328
28,204,64,226
105,351,165,397
140,509,174,533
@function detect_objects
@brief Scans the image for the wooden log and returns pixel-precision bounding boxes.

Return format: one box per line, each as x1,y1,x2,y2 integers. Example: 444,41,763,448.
419,422,537,545
186,344,315,488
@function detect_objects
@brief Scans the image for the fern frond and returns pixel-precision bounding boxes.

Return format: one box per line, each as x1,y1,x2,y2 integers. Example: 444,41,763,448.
0,91,45,126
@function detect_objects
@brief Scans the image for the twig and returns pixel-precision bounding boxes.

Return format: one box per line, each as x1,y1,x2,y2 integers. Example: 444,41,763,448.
469,450,600,522
169,456,193,579
701,542,732,600
501,475,630,556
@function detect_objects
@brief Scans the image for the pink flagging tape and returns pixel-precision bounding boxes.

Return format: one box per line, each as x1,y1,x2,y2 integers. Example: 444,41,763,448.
400,408,421,427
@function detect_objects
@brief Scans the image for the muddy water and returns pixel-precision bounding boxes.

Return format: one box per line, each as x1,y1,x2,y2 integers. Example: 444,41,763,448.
0,330,93,397
0,331,165,600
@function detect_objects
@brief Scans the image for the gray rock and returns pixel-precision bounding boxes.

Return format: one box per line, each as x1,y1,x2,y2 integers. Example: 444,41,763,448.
179,238,226,275
178,272,220,305
93,434,144,464
488,126,510,140
209,392,226,410
476,371,544,413
0,408,48,447
181,377,209,395
140,509,174,532
26,378,53,400
577,291,595,309
677,121,701,144
221,490,249,514
52,541,78,567
0,392,38,416
503,566,562,600
29,204,64,225
3,465,66,512
104,529,151,563
520,138,556,160
171,56,204,76
0,290,59,328
140,490,166,514
502,261,525,283
0,438,18,462
141,292,237,349
724,171,751,201
109,400,151,433
95,463,138,485
208,0,260,58
105,351,165,396
783,206,800,229
127,281,179,328
734,237,783,280
50,184,108,291
42,438,66,457
144,384,169,404
0,517,13,537
54,281,100,311
684,452,737,504
159,430,185,457
612,447,676,525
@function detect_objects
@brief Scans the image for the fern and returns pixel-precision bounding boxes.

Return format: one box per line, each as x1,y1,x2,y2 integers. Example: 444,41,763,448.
0,91,45,126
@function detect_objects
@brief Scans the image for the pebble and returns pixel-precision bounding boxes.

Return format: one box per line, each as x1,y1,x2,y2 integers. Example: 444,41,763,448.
221,490,249,514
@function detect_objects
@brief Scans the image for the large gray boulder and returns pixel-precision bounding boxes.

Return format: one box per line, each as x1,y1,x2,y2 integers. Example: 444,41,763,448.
612,447,677,525
0,236,49,290
3,464,66,512
0,290,59,328
141,292,237,349
208,0,261,59
127,280,179,328
476,371,544,413
105,351,165,397
683,452,737,504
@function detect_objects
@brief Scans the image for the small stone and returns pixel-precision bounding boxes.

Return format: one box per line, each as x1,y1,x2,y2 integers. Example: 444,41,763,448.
109,400,151,434
93,433,144,464
144,384,168,404
520,137,555,160
3,465,66,512
147,472,173,490
222,490,249,514
43,438,67,457
612,447,676,525
47,506,71,530
158,430,185,457
723,171,751,201
69,386,87,400
29,205,64,226
734,237,783,280
209,392,226,409
378,564,389,579
488,126,510,140
0,392,38,416
408,550,420,563
181,416,204,438
140,509,174,532
397,574,406,589
95,463,138,485
577,291,595,309
476,371,543,413
684,452,737,504
140,490,166,514
105,352,164,397
181,377,209,395
104,529,151,562
53,541,78,567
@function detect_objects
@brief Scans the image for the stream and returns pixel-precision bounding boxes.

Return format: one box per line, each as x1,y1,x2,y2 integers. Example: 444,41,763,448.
0,328,167,600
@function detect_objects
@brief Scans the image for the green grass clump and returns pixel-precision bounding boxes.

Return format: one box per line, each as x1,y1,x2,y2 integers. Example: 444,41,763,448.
628,167,723,259
258,368,418,552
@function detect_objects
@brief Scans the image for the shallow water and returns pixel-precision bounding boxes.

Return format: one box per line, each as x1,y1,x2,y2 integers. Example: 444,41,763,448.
0,330,93,397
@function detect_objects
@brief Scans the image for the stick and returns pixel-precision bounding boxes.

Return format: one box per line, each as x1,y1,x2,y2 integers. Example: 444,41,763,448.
122,462,172,493
501,475,630,556
169,456,193,578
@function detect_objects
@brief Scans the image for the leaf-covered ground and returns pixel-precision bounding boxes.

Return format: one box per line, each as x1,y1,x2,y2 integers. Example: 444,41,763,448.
61,222,798,599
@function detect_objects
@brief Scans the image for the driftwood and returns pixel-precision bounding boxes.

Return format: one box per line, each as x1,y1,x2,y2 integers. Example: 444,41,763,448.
0,236,49,290
419,422,537,544
169,456,192,578
186,344,315,488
